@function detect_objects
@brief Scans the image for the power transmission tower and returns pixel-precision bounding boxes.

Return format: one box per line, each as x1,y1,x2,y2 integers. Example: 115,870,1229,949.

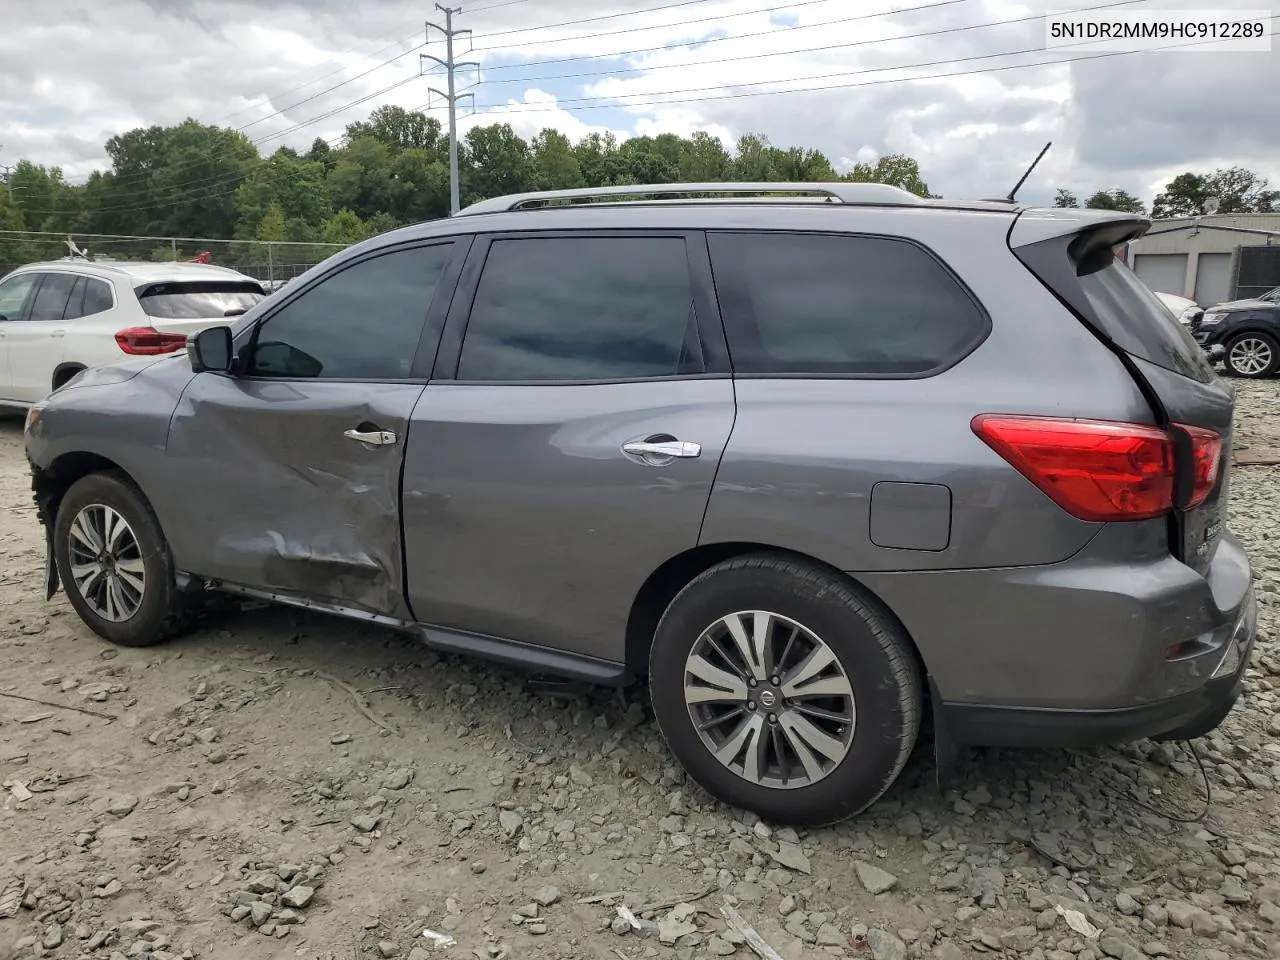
0,146,13,201
422,5,478,216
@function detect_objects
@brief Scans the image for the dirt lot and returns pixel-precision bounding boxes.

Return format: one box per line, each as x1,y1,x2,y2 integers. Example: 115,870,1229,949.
1,383,1279,960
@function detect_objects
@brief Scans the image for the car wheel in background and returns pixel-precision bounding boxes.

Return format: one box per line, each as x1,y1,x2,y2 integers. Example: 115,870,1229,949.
648,553,923,826
1224,332,1280,378
53,472,192,647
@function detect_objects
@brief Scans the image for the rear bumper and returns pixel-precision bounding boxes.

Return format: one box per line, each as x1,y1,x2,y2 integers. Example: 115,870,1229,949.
858,522,1257,745
943,583,1256,747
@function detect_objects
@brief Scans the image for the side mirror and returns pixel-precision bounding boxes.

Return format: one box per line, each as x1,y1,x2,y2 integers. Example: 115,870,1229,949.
187,325,234,374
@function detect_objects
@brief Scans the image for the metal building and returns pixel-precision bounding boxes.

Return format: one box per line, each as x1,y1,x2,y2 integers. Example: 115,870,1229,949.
1122,213,1280,306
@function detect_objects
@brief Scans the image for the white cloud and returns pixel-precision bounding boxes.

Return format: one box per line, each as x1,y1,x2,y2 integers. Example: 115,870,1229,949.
0,0,1276,208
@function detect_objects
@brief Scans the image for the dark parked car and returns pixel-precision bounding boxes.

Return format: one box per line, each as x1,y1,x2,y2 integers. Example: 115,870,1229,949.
1191,290,1280,378
24,182,1257,825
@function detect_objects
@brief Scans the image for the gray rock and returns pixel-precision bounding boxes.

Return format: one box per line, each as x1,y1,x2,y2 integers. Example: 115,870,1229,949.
658,916,698,946
1141,944,1171,957
707,933,736,956
866,928,906,960
533,885,560,906
611,916,632,936
382,768,414,790
250,902,271,927
855,861,899,895
42,924,63,949
280,885,314,909
1099,937,1143,960
351,814,380,833
770,841,811,874
378,942,400,958
499,810,523,838
932,945,964,960
246,872,279,894
106,794,138,816
816,923,845,946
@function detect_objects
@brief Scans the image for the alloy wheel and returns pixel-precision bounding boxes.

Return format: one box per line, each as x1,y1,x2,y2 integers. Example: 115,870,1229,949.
67,504,146,622
1229,337,1273,376
683,610,855,789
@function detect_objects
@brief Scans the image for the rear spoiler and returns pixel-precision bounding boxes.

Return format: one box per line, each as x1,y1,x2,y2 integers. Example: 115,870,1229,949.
1007,208,1150,251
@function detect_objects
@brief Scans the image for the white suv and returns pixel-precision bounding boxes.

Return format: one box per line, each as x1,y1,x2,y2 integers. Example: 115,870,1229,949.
0,258,265,408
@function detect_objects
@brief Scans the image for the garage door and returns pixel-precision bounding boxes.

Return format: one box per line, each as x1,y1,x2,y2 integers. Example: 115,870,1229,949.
1193,252,1232,306
1133,253,1188,297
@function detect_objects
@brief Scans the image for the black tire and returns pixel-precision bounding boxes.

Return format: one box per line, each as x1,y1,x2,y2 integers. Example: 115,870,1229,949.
648,554,922,826
53,472,191,647
1223,332,1280,379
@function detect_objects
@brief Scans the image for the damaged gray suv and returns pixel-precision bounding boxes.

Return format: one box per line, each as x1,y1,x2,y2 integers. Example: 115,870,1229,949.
25,183,1258,825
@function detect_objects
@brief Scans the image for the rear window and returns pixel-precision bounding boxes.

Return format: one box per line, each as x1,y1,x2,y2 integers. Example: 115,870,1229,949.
136,281,264,319
707,231,989,376
1077,258,1215,383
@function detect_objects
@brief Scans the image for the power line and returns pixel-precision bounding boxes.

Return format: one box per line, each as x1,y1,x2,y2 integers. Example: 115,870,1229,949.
472,0,964,51
456,18,1280,115
476,0,1145,85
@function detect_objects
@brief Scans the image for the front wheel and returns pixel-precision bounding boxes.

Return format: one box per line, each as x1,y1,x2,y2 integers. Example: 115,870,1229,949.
1224,332,1280,378
53,472,191,647
648,554,922,826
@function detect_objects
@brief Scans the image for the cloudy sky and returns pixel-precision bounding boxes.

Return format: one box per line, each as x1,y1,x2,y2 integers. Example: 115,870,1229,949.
0,0,1276,207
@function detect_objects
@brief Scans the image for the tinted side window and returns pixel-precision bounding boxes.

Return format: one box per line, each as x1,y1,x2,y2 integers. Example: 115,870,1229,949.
82,279,114,317
0,274,39,319
247,244,453,380
707,232,988,376
28,274,78,323
63,278,87,320
456,236,701,382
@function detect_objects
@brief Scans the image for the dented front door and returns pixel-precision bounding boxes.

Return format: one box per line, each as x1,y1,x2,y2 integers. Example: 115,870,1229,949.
160,239,465,619
166,378,425,617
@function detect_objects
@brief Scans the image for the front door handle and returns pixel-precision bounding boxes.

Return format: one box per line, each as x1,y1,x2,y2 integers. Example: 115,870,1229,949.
622,439,701,461
50,329,66,338
344,428,398,445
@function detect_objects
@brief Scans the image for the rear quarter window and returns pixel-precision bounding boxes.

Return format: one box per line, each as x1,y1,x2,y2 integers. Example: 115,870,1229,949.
706,231,989,376
1077,258,1216,383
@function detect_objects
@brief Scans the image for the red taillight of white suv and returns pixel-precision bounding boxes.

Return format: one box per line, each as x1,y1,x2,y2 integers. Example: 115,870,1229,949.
115,327,189,356
972,415,1221,521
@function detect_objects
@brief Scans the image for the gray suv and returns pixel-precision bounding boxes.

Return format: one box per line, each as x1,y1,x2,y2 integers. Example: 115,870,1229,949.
23,183,1258,825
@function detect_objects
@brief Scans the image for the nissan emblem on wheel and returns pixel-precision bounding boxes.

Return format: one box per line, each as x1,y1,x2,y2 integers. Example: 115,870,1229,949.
22,182,1257,825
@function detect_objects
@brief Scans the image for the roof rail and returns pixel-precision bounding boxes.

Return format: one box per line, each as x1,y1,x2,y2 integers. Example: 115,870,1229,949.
455,181,927,216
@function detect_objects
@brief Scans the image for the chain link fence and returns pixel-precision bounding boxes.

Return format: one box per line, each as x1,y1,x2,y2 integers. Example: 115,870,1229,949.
0,231,349,288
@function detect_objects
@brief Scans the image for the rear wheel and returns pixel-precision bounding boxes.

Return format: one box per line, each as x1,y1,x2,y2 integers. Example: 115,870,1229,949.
53,472,191,647
1224,332,1279,378
648,554,922,825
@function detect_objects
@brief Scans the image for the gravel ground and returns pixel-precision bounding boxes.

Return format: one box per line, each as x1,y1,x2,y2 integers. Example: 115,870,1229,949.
1,381,1279,960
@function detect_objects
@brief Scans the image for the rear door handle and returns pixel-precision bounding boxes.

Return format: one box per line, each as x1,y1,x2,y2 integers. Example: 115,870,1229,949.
622,439,701,460
51,329,65,338
344,428,398,445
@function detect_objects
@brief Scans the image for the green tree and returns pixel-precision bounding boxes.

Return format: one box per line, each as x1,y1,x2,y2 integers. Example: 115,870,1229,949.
679,132,731,182
1054,188,1079,208
531,129,584,191
96,118,259,238
320,208,369,246
462,124,533,203
574,132,626,187
345,106,443,154
843,154,933,198
1152,167,1278,218
389,148,450,222
327,136,394,221
235,149,330,240
1084,188,1145,214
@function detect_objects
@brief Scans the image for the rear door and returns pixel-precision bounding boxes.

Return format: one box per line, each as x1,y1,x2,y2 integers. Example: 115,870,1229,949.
402,230,734,666
162,240,466,618
1011,214,1233,574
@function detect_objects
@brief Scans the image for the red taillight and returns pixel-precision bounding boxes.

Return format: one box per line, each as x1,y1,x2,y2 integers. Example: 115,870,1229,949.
972,415,1182,522
115,327,188,356
1173,423,1222,509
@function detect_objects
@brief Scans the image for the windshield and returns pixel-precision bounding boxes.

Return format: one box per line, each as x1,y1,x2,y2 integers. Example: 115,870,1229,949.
1260,286,1280,302
136,281,265,319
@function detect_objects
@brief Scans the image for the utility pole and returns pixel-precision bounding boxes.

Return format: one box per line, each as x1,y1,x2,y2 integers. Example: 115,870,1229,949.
422,5,477,215
0,145,13,201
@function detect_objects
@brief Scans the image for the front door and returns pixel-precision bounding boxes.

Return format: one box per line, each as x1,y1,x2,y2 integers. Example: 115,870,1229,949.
0,272,41,403
7,272,77,402
402,231,736,664
162,239,466,618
